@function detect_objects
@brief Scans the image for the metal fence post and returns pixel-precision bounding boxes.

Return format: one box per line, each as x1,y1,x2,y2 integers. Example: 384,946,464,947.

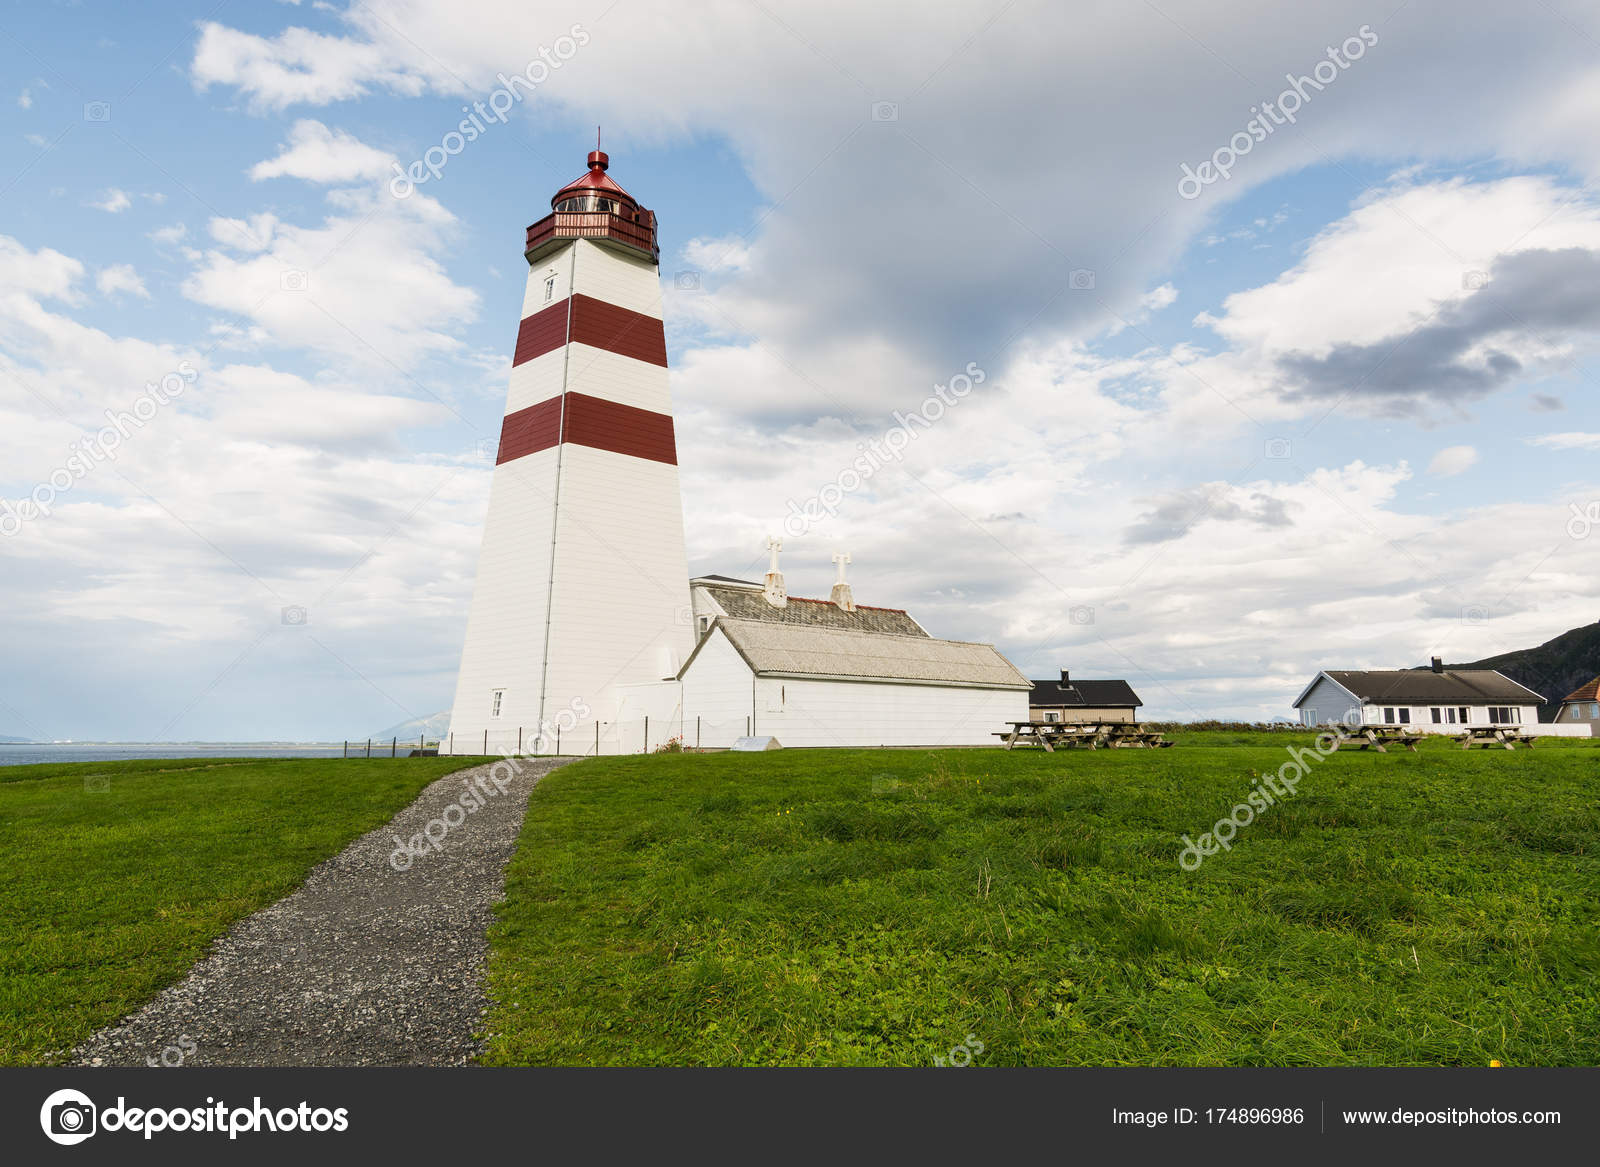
556,725,561,755
697,716,701,749
596,721,601,755
366,739,372,757
518,725,523,754
644,715,649,754
483,729,488,755
391,736,397,758
343,740,348,758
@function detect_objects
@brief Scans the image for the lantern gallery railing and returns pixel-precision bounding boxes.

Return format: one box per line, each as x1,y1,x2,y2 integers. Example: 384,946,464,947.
525,210,658,264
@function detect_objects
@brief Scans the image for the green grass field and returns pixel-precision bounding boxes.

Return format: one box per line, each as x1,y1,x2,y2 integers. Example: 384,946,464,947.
0,755,488,1064
484,734,1600,1066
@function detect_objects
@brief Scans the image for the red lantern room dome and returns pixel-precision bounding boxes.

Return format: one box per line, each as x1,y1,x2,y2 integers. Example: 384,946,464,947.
550,150,638,213
527,147,658,266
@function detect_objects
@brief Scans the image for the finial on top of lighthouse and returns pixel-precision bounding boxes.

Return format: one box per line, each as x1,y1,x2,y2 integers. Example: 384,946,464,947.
830,551,856,612
763,536,787,608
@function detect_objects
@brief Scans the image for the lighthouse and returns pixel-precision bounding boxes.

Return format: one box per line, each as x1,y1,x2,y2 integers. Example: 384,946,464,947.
445,148,693,754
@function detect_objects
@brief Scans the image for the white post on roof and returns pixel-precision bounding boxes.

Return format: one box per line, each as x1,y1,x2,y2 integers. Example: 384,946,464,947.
830,550,856,612
763,535,788,608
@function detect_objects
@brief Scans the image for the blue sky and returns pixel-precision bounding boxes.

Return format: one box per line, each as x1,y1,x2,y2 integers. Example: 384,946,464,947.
3,0,1599,739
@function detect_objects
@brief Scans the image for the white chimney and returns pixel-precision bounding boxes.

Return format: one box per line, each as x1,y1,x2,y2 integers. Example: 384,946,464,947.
830,550,856,611
762,536,787,607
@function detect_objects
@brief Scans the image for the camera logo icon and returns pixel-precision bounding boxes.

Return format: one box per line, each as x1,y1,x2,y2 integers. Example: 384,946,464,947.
41,1089,97,1145
1069,268,1096,290
83,102,111,122
871,101,899,122
1265,437,1292,460
281,605,309,626
280,269,309,292
1462,270,1490,291
1068,605,1096,626
673,270,700,291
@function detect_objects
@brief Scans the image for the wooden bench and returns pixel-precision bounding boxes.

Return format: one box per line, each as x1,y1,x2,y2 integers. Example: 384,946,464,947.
1335,726,1420,753
1456,726,1536,750
995,722,1172,750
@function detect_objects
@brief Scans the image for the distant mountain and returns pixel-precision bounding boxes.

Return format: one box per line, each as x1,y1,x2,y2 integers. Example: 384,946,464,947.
0,734,30,744
371,711,451,743
1445,621,1600,721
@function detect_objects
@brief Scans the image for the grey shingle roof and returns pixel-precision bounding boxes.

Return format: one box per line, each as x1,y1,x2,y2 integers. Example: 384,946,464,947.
1320,669,1544,704
700,584,927,636
697,618,1031,689
1029,678,1141,708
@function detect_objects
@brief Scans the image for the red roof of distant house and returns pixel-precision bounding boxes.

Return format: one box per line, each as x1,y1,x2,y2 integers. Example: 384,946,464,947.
1561,676,1600,703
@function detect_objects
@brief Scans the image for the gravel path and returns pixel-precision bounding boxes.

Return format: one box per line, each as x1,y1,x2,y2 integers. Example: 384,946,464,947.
73,757,572,1067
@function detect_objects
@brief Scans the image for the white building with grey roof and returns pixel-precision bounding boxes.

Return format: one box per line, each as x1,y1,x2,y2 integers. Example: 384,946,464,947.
674,549,1030,748
1289,657,1585,733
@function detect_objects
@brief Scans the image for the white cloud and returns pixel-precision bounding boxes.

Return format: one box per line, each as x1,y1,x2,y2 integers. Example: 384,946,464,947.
250,119,395,183
191,22,430,111
95,264,149,299
1139,283,1178,312
17,88,32,109
1528,431,1600,451
180,187,480,370
0,236,84,303
91,188,132,213
149,223,187,246
1427,445,1478,476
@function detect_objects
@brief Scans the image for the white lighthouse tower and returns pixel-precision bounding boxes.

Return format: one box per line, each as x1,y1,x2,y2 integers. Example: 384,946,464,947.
445,148,692,755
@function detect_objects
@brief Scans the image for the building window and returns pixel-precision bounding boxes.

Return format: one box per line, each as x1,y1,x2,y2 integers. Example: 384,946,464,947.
1592,703,1599,718
1575,706,1584,720
1383,707,1394,724
1398,708,1411,724
1487,706,1516,724
697,615,711,636
1446,707,1457,724
543,275,557,303
490,689,504,718
1458,707,1469,724
1431,708,1442,723
1044,711,1059,722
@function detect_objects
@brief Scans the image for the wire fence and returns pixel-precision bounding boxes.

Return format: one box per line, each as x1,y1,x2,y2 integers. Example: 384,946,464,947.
344,717,763,758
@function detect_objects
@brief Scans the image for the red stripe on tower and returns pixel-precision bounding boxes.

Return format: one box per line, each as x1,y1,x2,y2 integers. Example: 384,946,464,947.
496,391,676,466
512,294,667,368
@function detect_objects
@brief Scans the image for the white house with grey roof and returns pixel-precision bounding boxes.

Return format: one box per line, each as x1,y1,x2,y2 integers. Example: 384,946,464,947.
674,548,1030,748
1292,658,1555,732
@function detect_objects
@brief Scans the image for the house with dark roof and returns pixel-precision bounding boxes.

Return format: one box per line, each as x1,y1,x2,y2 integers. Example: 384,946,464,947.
675,551,1029,747
1028,671,1142,724
1555,676,1600,735
1292,657,1546,731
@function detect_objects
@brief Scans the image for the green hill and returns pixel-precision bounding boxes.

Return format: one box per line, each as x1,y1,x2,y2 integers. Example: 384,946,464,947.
1449,621,1600,720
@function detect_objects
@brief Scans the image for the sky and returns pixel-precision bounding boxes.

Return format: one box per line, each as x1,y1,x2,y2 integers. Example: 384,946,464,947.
2,0,1599,740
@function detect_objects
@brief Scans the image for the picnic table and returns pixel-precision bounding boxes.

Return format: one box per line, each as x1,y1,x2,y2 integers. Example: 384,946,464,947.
1335,726,1420,753
1456,726,1536,750
994,720,1172,751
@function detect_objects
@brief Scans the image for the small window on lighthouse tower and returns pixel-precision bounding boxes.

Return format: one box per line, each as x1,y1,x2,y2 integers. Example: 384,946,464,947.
543,275,556,303
490,689,505,718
